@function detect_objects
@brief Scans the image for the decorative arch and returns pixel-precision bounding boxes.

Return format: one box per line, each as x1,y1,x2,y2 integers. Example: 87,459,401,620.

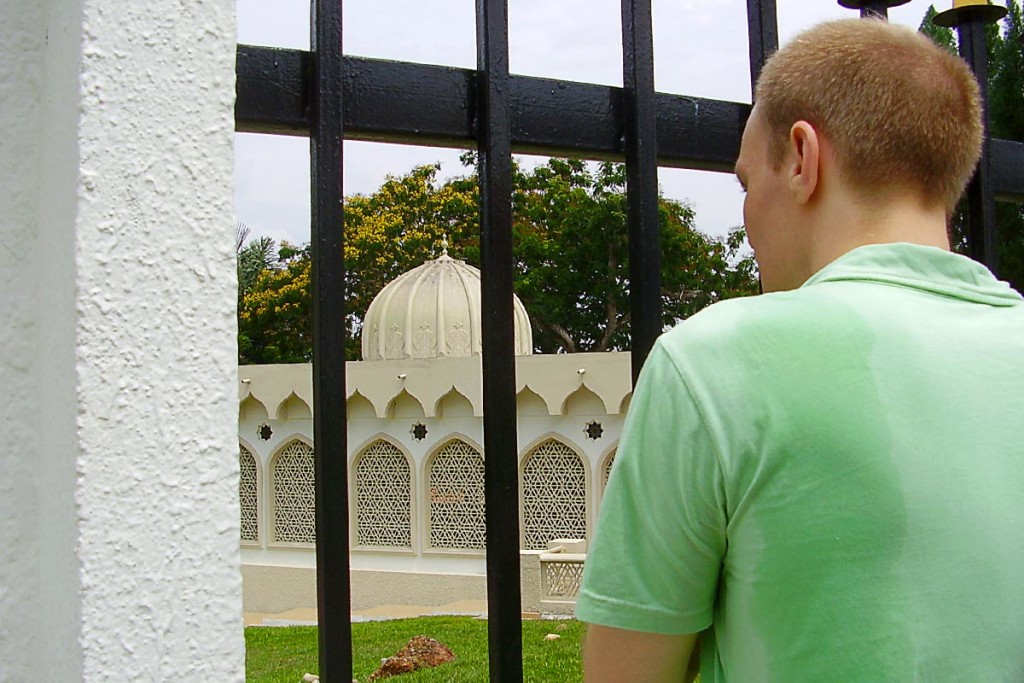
239,441,260,546
239,394,269,422
269,436,316,545
347,391,376,420
352,436,414,549
516,385,551,416
424,436,486,551
275,392,312,420
599,442,618,496
387,388,426,419
618,391,633,415
434,387,475,418
561,384,605,416
519,435,588,550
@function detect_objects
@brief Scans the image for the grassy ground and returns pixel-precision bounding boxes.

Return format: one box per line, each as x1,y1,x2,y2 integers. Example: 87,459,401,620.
246,616,585,682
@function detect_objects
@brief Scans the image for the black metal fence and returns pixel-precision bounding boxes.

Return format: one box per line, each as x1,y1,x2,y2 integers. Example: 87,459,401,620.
234,1,1024,680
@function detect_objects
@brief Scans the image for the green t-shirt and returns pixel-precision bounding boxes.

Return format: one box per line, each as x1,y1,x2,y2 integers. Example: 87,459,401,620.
577,243,1024,681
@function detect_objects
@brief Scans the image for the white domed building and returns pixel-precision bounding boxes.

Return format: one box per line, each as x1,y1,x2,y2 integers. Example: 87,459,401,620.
362,242,534,361
237,244,632,616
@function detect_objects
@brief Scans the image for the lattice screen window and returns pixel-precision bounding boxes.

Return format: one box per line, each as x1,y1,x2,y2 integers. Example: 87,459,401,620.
521,439,587,550
354,440,412,548
272,440,316,544
239,445,259,544
428,439,486,550
602,450,616,492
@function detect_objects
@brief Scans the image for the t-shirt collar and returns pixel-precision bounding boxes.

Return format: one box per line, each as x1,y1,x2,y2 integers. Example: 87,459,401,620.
800,243,1023,307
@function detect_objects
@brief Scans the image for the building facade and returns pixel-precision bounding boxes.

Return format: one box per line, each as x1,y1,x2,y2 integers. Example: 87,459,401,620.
239,249,632,614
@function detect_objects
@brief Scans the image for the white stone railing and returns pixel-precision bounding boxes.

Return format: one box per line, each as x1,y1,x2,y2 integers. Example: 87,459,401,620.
540,551,586,600
519,539,587,616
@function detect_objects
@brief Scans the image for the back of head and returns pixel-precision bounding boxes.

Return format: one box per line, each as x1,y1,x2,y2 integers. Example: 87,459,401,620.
755,19,982,213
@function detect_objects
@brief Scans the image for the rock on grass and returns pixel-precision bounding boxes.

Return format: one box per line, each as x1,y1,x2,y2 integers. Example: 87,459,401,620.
368,636,456,681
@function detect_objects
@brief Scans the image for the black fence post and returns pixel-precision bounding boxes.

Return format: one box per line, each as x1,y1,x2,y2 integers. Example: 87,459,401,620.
475,0,524,681
310,0,353,680
746,0,779,94
933,1,1006,274
621,0,661,385
960,21,1000,273
838,0,911,19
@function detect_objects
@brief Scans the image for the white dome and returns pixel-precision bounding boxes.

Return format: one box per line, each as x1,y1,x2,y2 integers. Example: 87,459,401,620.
361,246,533,361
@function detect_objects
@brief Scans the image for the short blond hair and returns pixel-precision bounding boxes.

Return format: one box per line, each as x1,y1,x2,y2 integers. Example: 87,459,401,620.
755,19,982,212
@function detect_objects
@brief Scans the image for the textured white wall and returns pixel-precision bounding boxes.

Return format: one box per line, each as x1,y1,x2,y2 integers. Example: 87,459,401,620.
1,0,83,678
0,0,241,679
74,0,241,679
1,0,48,676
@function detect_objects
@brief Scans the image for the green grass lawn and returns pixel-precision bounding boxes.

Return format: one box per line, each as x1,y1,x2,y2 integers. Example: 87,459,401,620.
246,616,585,682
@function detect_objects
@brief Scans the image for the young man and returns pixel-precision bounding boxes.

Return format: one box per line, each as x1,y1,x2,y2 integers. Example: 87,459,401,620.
577,18,1024,682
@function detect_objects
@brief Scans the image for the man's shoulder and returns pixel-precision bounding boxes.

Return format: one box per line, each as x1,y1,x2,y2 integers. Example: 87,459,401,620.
657,287,838,365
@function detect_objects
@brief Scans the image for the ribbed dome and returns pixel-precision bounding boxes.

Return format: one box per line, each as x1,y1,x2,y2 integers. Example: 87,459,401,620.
361,245,533,361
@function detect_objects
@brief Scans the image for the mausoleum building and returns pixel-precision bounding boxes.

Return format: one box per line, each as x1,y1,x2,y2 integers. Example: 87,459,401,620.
238,247,631,615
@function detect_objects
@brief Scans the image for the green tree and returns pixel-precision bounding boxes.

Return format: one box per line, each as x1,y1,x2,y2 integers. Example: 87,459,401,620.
238,159,759,364
509,158,756,353
919,5,956,51
920,2,1024,293
237,232,279,301
238,243,312,364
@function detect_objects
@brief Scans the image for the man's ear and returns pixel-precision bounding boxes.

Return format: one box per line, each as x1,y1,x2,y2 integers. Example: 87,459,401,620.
787,121,820,204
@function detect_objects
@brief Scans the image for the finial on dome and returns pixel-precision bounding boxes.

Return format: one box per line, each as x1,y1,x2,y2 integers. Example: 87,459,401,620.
440,234,449,257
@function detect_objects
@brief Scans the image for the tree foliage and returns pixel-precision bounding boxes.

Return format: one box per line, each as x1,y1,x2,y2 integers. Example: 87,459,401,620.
238,158,758,364
918,6,956,51
508,158,756,353
237,230,279,302
238,242,312,364
920,2,1024,293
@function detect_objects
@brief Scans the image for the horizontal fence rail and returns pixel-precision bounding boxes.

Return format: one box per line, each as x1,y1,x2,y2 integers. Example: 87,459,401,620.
235,46,1024,202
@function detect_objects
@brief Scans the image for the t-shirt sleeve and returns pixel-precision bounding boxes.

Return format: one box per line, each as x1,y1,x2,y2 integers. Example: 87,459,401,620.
576,339,727,635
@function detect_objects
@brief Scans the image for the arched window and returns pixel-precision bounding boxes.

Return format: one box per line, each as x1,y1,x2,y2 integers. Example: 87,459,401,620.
239,444,259,544
271,439,316,545
354,440,412,549
521,438,587,550
602,449,616,492
428,439,485,550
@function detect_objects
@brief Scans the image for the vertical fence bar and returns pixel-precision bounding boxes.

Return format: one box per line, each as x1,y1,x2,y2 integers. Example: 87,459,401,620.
475,0,523,681
310,0,353,680
621,0,661,385
860,3,889,19
746,0,779,95
957,18,1000,274
838,1,911,19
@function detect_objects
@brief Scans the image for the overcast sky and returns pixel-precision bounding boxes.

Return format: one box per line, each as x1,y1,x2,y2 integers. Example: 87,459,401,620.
235,0,943,247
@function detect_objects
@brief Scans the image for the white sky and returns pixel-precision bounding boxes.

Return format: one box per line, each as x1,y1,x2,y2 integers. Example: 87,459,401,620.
235,0,943,247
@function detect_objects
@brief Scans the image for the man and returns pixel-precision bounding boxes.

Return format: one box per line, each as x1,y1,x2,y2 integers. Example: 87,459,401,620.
577,18,1024,682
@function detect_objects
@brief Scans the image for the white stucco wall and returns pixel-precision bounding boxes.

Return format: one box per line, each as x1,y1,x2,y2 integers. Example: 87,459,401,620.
0,0,79,678
0,0,241,679
238,401,622,617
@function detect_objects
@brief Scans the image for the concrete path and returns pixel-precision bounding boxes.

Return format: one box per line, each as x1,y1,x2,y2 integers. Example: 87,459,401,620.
245,599,491,626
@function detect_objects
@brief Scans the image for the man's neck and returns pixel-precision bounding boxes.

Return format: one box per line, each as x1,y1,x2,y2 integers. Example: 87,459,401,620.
807,196,950,279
